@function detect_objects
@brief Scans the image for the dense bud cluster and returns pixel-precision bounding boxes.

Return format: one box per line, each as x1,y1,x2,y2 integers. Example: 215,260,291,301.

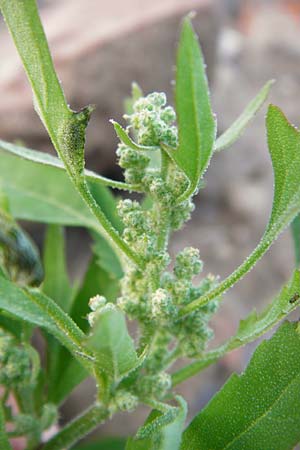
0,330,32,388
125,92,178,147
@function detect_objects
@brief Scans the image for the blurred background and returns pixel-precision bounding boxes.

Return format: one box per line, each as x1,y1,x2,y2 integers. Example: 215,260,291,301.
1,0,300,445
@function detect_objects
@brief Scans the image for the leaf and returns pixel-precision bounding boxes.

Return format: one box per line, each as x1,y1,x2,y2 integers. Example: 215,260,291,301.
0,139,132,191
0,144,123,232
43,225,72,312
291,213,300,266
214,80,274,152
86,305,138,381
172,270,300,385
73,438,126,450
92,233,123,280
42,225,79,404
180,105,300,315
181,321,300,450
0,277,92,372
165,17,216,201
111,121,159,152
127,397,187,450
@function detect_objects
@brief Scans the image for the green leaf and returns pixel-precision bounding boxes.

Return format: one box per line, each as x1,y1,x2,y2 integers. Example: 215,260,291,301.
42,225,79,404
172,270,300,385
165,17,216,202
0,147,97,227
127,397,187,450
180,105,300,316
73,438,126,450
86,305,138,381
291,214,300,266
0,139,134,192
214,80,274,152
0,277,93,372
43,225,72,312
181,321,300,450
0,144,123,234
111,121,159,152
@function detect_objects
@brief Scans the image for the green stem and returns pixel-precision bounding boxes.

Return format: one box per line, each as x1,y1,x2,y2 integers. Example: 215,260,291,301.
179,235,271,317
0,402,12,450
156,151,171,252
171,349,222,386
42,404,109,450
75,178,144,267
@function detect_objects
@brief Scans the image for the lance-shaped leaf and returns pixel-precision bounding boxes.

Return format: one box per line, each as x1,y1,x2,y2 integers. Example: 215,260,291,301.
180,105,300,316
173,270,300,385
214,80,274,152
127,397,187,450
165,17,216,202
111,121,159,152
86,305,138,381
0,139,135,191
181,321,300,450
0,277,93,372
0,144,122,231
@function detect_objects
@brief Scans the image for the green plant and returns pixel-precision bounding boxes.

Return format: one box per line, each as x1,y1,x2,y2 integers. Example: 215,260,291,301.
0,1,299,449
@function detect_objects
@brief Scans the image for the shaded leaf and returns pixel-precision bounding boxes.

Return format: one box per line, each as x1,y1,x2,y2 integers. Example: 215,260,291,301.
0,277,92,371
181,321,300,450
214,80,274,152
165,17,216,201
0,403,12,450
0,209,43,287
43,225,72,312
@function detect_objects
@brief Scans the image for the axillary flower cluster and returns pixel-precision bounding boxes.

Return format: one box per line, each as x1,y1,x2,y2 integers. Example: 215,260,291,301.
88,92,220,403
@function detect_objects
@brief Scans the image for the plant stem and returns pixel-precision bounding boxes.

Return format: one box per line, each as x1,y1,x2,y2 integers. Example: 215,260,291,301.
42,404,109,450
171,349,221,386
156,150,171,252
291,214,300,267
75,178,144,267
0,402,12,450
179,234,271,317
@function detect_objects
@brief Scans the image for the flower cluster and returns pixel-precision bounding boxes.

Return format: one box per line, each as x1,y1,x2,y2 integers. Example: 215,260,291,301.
0,329,32,388
125,92,178,147
110,91,220,398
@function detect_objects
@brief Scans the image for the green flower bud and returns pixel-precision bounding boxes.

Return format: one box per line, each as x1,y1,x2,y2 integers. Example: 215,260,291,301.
114,390,138,412
174,247,203,280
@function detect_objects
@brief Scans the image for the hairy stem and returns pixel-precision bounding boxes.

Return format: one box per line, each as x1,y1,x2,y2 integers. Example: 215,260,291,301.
179,234,271,317
42,404,109,450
